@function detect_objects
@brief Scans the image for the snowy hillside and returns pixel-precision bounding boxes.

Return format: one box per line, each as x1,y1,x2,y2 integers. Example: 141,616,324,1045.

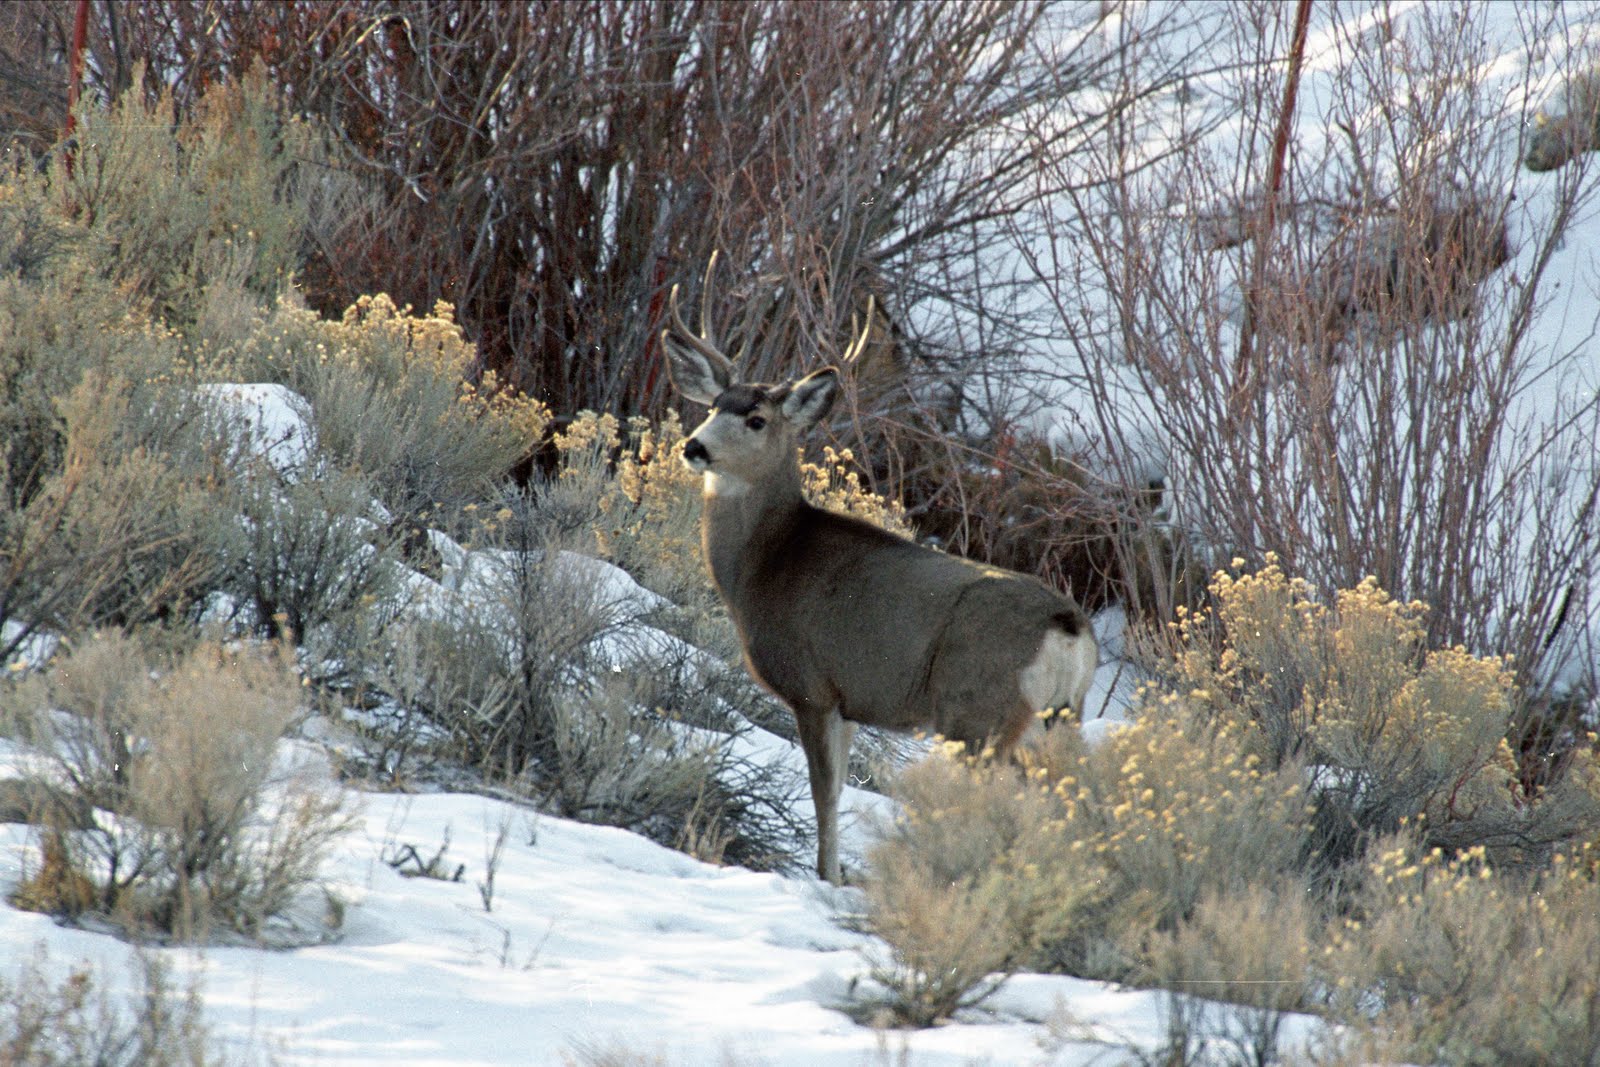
4,2,1600,1064
2,768,1320,1065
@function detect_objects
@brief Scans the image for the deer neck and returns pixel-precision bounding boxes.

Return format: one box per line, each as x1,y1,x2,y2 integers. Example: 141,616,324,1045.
701,466,804,604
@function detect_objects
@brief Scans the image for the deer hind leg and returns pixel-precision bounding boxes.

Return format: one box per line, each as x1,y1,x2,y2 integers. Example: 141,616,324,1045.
795,703,855,885
990,702,1039,763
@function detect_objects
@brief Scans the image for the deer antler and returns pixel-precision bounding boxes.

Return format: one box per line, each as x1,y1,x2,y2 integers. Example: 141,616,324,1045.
667,282,729,366
666,251,738,367
841,293,876,364
699,251,720,350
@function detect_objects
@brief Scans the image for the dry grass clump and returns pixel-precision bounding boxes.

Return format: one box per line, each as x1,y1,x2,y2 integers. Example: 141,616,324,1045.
0,947,224,1067
1,633,351,942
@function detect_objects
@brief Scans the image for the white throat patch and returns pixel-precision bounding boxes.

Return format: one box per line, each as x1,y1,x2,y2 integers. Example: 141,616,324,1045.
704,470,751,499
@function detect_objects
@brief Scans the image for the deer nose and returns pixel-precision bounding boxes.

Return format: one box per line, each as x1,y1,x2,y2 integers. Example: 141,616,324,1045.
683,437,711,465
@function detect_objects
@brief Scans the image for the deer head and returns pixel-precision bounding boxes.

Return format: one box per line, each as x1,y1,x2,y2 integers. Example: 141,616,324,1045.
661,284,859,495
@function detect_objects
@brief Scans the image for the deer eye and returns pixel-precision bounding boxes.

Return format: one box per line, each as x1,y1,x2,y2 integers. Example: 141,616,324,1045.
745,415,767,431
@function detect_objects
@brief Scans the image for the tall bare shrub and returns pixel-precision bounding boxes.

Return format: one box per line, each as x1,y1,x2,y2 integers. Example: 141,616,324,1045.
14,2,1201,424
1028,4,1600,756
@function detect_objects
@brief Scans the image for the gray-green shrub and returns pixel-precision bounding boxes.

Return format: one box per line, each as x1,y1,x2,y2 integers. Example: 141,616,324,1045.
0,369,238,659
61,63,314,328
220,293,549,535
220,466,402,658
1158,560,1600,872
863,564,1600,1033
860,749,1108,1026
1320,837,1600,1066
361,485,803,871
1,633,352,941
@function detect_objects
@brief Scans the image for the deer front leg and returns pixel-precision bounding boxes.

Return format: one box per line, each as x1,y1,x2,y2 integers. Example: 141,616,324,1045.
795,703,855,884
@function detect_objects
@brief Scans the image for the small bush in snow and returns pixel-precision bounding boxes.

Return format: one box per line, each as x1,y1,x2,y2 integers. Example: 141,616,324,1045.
860,747,1107,1026
1037,706,1311,979
1142,882,1319,1066
1526,64,1600,172
0,947,225,1067
226,292,549,534
1,633,352,942
221,466,403,666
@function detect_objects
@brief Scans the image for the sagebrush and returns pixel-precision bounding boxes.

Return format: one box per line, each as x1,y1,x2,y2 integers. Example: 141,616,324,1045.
865,564,1600,1043
2,633,351,942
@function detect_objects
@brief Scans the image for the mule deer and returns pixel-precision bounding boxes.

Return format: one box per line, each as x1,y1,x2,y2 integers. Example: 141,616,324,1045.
662,286,1098,884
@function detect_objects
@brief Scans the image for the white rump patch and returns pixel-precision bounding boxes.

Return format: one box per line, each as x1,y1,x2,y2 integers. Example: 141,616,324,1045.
1019,628,1097,719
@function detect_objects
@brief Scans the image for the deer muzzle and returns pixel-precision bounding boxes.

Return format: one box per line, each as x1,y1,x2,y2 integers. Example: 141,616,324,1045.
682,437,711,470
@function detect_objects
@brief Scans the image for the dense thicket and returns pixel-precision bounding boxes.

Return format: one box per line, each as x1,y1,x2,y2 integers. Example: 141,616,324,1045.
4,1,1152,418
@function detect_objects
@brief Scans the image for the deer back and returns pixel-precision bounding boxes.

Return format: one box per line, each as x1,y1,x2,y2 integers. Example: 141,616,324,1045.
705,478,1087,738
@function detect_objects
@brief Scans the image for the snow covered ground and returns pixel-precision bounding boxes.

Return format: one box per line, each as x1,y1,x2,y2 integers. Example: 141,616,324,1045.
0,755,1320,1066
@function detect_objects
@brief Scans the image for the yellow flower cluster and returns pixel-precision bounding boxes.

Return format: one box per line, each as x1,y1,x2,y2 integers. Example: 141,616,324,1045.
799,445,913,538
321,294,551,442
1162,559,1530,829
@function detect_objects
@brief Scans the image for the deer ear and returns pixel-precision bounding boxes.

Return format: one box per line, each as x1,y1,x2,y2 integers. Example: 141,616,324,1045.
782,367,840,430
662,330,734,405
